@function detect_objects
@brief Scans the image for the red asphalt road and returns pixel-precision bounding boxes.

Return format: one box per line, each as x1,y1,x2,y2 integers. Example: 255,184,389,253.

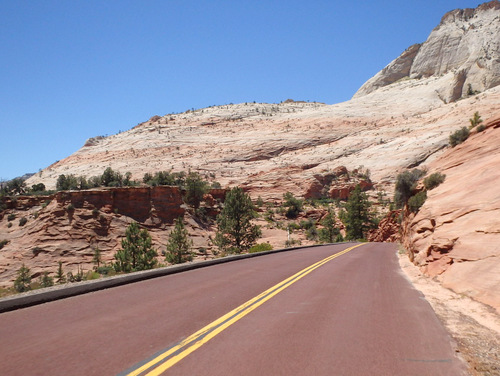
0,243,467,375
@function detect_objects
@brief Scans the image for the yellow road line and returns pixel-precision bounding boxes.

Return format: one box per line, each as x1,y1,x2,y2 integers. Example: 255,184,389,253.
125,243,366,376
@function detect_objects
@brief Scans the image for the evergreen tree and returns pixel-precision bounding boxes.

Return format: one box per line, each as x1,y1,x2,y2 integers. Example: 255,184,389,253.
56,261,66,284
93,248,102,269
165,217,193,264
318,210,342,243
14,264,32,292
214,187,261,254
340,185,373,240
39,272,54,288
282,192,303,219
469,111,483,128
184,172,209,209
114,222,158,272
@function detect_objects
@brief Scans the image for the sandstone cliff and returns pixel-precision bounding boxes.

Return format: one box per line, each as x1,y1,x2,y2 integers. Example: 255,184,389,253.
0,187,214,288
402,113,500,312
354,1,500,103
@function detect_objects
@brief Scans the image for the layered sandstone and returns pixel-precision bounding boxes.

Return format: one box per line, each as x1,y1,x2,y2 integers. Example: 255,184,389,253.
402,114,500,312
355,1,500,102
0,187,202,288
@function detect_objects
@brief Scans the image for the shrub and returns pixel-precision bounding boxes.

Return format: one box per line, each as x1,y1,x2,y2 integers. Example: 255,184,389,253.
318,211,341,243
7,222,12,228
248,243,273,253
19,217,27,226
282,192,303,219
423,173,446,190
66,203,75,212
449,127,470,147
469,112,482,128
95,265,114,275
211,181,222,189
306,225,318,240
394,169,426,208
32,247,44,256
476,124,486,133
7,213,16,221
299,219,316,230
285,238,301,247
85,271,101,280
0,239,9,250
31,183,46,193
39,272,54,288
408,191,427,213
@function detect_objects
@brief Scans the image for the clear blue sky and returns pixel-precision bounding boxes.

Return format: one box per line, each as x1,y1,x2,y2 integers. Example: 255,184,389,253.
0,0,483,180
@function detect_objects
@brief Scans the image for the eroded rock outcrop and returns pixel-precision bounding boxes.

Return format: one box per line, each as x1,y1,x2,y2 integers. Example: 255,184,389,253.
367,210,401,243
354,1,500,102
303,166,373,200
402,114,500,313
0,186,223,288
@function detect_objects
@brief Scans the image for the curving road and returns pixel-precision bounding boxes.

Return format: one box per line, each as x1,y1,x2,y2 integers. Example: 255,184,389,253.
0,242,467,375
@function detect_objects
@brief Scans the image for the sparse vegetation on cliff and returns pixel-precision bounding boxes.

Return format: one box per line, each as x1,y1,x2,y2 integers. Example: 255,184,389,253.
56,167,137,191
449,127,470,147
394,169,446,215
394,168,426,208
407,191,427,213
423,172,446,190
469,111,483,128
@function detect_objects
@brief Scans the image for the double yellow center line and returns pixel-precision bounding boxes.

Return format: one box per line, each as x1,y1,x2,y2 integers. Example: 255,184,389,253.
124,243,365,376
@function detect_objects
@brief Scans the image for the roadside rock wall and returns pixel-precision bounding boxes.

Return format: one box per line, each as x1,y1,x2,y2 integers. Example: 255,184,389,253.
402,114,500,313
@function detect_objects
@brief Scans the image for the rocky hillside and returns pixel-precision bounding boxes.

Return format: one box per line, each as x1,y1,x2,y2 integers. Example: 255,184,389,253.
26,4,500,201
354,1,500,102
402,113,500,312
2,2,499,312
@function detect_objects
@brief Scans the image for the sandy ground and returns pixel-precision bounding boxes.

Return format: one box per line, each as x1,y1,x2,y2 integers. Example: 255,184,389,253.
398,251,500,375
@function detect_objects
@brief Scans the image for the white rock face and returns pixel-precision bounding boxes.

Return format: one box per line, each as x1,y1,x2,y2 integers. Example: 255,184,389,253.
354,1,500,102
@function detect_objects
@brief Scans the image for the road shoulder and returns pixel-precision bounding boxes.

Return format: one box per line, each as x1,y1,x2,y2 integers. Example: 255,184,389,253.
398,250,500,375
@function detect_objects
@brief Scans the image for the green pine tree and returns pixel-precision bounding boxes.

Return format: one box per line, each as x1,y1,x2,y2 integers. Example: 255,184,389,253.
318,210,342,243
92,248,102,269
114,222,158,272
165,217,193,264
184,172,209,209
56,261,66,284
39,272,54,288
14,264,32,292
340,185,373,240
469,111,483,128
214,187,261,254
